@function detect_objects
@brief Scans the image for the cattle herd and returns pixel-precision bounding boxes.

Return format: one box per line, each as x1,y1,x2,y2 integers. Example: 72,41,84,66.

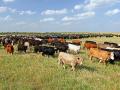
0,35,120,71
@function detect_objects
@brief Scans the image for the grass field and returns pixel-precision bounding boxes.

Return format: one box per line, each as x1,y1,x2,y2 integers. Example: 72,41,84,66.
0,37,120,90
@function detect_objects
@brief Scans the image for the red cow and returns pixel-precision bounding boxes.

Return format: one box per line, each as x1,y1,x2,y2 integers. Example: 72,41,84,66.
84,43,97,49
6,44,14,54
72,39,82,45
58,38,66,43
48,38,54,43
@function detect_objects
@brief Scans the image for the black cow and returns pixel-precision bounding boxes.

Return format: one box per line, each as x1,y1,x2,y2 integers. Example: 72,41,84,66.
34,46,56,57
54,43,68,52
100,48,120,64
42,46,56,57
17,44,28,53
85,41,96,44
104,42,118,48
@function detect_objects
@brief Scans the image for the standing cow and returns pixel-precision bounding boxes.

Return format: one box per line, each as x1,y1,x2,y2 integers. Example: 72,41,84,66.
6,44,14,54
84,41,97,50
68,44,80,54
58,52,83,71
89,48,114,65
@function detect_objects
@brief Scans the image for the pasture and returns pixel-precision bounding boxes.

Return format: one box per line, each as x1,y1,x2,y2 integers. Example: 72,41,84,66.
0,37,120,90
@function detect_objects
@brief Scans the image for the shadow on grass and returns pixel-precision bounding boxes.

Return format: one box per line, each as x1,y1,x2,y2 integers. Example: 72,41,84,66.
76,65,97,72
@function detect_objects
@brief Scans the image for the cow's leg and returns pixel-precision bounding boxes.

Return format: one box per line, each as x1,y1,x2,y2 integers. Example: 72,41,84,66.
71,65,75,71
104,60,108,66
89,55,92,60
71,63,75,71
63,64,65,69
99,59,102,63
58,58,61,65
42,53,44,56
24,50,26,53
47,55,49,58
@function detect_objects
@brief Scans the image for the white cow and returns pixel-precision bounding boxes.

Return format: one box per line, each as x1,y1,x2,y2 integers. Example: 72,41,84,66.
68,44,80,54
106,47,120,50
58,52,83,71
34,38,42,41
24,41,30,52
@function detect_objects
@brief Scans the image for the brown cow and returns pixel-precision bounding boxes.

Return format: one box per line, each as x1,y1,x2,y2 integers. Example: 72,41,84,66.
72,39,82,45
84,43,97,49
58,38,66,43
97,43,112,49
89,48,114,65
48,38,54,43
58,52,83,71
6,44,14,54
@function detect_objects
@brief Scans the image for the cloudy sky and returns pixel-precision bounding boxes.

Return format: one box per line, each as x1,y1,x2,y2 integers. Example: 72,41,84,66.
0,0,120,32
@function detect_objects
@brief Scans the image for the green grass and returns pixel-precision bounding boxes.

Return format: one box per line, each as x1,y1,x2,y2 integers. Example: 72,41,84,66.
0,37,120,90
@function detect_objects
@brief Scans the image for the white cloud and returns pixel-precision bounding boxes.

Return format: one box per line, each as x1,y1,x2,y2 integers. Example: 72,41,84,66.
41,8,67,15
3,0,15,3
8,8,16,13
25,10,36,15
0,6,7,13
76,11,95,17
62,11,95,21
18,10,36,15
0,6,36,15
62,16,77,21
4,15,12,21
84,0,120,10
0,15,13,21
74,4,83,10
105,8,120,16
40,18,55,22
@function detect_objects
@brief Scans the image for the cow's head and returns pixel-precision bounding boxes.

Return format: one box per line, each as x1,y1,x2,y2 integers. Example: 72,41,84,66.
110,52,114,60
76,56,83,65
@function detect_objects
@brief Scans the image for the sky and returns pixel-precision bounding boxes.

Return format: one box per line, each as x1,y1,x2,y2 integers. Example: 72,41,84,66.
0,0,120,32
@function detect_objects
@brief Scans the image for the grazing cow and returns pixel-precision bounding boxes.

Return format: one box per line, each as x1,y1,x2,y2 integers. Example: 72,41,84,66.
58,38,66,43
112,50,120,62
34,38,42,41
34,45,47,53
24,41,30,52
105,47,120,50
97,43,110,49
68,44,80,54
84,41,97,49
17,44,27,53
34,45,40,53
56,45,68,52
89,48,114,65
58,52,83,71
34,46,56,57
85,41,96,44
6,44,14,54
2,37,13,49
54,43,68,52
42,46,56,57
48,38,54,43
72,39,82,45
104,42,118,48
24,41,30,48
100,48,120,64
